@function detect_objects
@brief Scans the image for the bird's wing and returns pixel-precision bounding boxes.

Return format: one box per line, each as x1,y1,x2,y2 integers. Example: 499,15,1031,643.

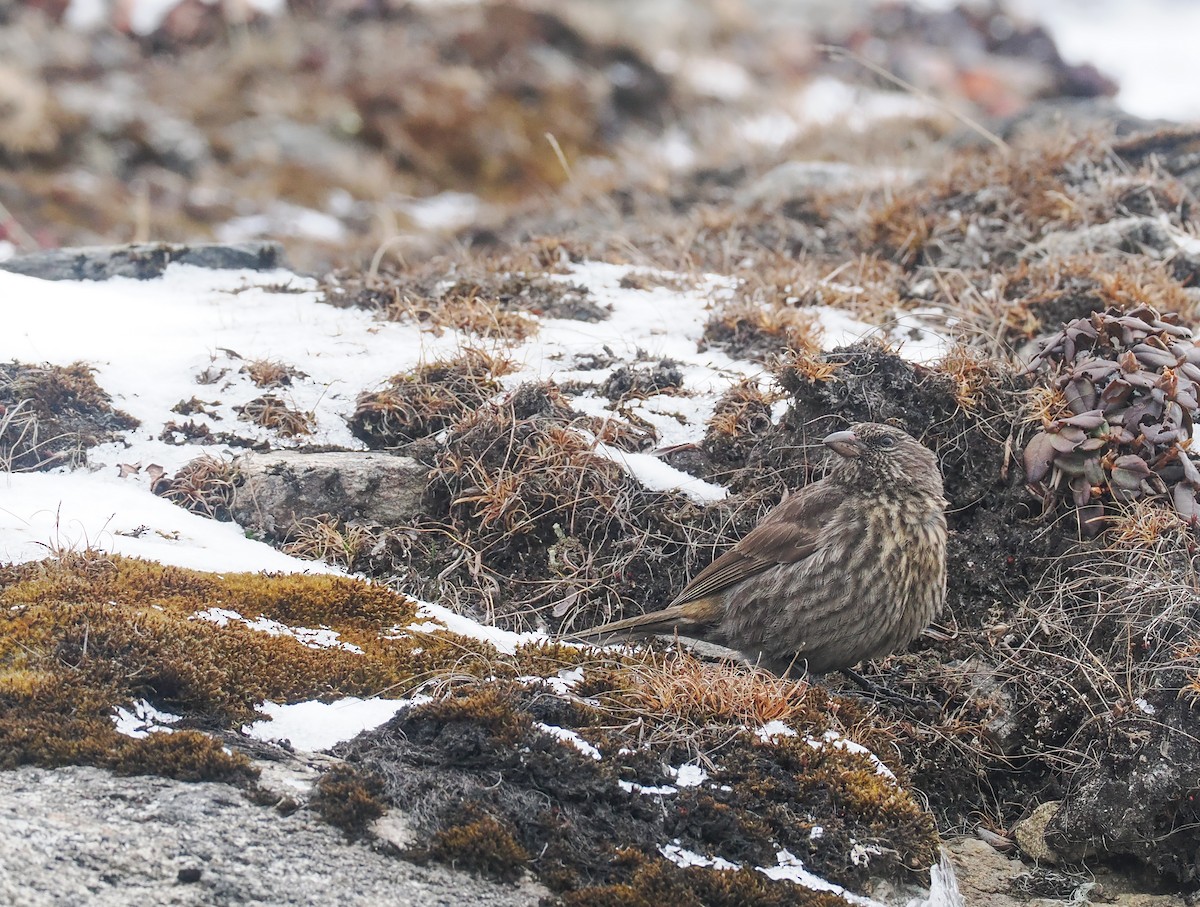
669,482,833,607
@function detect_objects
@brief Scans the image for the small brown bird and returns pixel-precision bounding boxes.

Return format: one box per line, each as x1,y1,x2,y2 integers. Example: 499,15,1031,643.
575,422,948,675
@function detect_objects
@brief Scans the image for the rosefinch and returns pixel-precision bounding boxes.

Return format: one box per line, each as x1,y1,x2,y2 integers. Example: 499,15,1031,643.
574,422,948,675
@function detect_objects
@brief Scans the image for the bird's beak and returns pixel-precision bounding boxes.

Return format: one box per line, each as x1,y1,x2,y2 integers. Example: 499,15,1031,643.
823,429,862,458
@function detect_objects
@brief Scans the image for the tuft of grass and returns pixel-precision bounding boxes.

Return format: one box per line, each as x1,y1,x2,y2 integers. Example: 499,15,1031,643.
152,454,240,520
703,300,824,362
282,516,379,572
235,394,316,437
241,358,307,389
0,361,138,471
350,348,515,449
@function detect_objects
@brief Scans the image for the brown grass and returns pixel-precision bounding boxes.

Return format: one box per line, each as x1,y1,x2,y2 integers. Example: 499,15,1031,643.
235,394,316,437
152,454,240,519
282,516,377,571
350,348,515,448
385,288,538,341
241,358,307,388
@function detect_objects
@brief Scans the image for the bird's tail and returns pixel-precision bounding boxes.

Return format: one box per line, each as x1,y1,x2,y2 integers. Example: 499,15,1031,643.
569,599,718,642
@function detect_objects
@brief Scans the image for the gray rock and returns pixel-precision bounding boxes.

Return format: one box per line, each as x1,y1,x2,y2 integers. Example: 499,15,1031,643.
0,765,546,907
0,242,288,281
736,160,901,209
1027,215,1200,265
231,450,429,540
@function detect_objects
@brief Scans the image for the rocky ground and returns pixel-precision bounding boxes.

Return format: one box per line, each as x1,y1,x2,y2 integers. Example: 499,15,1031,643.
4,0,1200,905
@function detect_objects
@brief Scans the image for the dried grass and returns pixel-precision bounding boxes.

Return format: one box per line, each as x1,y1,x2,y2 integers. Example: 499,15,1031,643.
235,394,316,437
241,358,306,388
152,454,240,520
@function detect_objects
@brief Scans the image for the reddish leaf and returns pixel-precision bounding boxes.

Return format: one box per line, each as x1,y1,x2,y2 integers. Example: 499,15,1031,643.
1023,431,1056,483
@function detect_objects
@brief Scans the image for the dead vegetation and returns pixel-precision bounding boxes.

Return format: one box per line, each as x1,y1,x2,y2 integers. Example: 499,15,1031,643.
151,454,240,520
282,516,382,572
0,361,137,471
241,358,307,389
235,394,316,437
350,348,515,449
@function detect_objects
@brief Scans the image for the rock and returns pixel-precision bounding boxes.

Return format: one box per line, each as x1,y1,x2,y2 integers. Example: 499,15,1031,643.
1027,215,1200,265
0,764,547,907
0,241,288,281
736,161,900,209
1044,701,1200,879
230,450,428,540
1012,801,1064,864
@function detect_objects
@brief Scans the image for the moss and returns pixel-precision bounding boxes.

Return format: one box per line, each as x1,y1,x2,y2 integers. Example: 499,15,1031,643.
339,666,937,898
405,687,532,749
0,552,498,779
312,765,387,839
428,813,531,883
562,854,853,907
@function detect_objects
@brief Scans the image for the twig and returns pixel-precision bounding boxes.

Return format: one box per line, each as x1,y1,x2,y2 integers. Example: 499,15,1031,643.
819,44,1010,156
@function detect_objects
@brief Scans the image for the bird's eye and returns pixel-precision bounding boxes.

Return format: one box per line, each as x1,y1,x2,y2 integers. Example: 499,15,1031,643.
877,435,896,449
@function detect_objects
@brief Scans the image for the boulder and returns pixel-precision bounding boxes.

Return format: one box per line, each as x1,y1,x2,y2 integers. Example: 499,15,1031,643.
230,451,428,540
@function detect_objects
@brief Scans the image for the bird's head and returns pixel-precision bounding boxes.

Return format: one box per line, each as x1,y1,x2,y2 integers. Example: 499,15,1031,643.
823,422,944,498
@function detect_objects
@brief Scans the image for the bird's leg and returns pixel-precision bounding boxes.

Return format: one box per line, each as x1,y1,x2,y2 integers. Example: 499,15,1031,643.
838,667,940,716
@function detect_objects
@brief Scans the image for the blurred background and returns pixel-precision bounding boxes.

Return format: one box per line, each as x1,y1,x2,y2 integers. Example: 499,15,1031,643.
0,0,1194,272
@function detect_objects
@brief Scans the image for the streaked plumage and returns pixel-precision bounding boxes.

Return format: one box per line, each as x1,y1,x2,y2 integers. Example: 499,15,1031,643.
573,422,948,675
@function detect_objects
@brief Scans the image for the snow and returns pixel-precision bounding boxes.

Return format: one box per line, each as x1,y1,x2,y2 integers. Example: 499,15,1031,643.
112,700,182,739
619,780,678,796
0,470,331,574
190,607,363,654
755,720,798,742
593,443,728,503
0,258,949,901
659,843,740,872
399,192,481,232
659,842,891,906
760,849,887,907
672,763,709,787
407,601,545,655
244,695,431,751
808,729,897,781
535,723,602,761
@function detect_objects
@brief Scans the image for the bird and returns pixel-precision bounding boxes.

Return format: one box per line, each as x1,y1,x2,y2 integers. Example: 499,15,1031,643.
573,422,948,675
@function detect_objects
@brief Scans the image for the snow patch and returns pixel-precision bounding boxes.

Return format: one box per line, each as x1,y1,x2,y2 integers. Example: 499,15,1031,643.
244,696,430,751
535,723,601,761
112,700,181,739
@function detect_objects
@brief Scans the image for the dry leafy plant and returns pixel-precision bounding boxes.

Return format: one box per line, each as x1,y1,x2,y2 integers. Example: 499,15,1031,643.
283,516,377,572
235,394,316,437
350,348,515,448
241,358,307,388
1022,304,1200,528
152,454,240,520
